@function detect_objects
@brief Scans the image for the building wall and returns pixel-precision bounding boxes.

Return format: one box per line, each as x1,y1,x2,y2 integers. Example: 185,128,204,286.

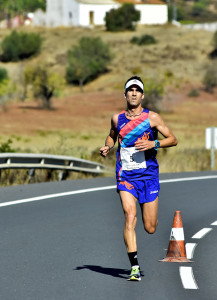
136,4,168,25
78,4,117,26
63,0,79,26
46,0,64,27
46,0,168,27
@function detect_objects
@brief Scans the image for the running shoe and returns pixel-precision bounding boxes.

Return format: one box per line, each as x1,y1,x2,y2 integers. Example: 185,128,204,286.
127,266,141,281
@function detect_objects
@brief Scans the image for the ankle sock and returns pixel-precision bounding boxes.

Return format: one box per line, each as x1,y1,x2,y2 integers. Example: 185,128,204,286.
128,251,139,267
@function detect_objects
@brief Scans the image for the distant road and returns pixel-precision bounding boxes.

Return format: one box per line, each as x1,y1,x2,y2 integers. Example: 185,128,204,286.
0,171,217,300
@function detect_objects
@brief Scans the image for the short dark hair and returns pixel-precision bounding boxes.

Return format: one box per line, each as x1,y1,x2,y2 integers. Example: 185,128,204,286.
124,76,144,95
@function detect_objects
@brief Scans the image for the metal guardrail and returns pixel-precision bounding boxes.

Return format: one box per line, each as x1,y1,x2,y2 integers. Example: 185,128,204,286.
0,153,112,178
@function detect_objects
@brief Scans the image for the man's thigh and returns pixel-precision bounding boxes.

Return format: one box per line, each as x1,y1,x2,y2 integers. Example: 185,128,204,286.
141,197,158,224
119,190,137,215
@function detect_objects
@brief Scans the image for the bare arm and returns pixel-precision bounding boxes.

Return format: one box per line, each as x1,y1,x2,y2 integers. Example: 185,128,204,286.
99,114,118,157
135,111,178,151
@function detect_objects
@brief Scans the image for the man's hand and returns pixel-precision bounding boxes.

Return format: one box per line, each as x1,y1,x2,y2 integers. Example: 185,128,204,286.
99,145,110,157
135,140,155,151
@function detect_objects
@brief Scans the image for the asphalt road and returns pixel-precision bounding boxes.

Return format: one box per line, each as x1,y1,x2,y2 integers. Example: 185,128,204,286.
0,171,217,300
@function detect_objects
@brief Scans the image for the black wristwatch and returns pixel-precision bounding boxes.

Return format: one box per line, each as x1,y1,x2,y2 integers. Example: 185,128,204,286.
154,140,160,150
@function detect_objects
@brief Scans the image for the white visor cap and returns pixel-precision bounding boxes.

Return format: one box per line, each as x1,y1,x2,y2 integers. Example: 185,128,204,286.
125,79,144,93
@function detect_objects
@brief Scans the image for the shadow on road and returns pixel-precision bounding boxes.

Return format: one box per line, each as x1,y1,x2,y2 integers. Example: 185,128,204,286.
74,265,130,279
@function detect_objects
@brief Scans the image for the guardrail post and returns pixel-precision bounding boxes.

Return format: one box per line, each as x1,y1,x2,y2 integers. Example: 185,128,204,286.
58,170,69,181
28,169,35,183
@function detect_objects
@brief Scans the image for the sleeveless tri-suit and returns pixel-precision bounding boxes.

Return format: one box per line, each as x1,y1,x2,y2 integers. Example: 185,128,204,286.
116,108,160,203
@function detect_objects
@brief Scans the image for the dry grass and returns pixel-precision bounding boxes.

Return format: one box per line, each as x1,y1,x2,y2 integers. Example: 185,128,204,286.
0,24,214,92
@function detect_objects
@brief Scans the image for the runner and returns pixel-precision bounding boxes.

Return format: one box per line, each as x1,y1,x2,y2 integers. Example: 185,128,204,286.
99,76,178,281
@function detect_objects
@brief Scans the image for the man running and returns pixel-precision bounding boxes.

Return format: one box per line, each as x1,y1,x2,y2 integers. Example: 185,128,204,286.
99,76,178,281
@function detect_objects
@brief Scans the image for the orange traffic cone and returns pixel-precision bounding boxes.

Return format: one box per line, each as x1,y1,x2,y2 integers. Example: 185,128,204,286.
159,211,192,263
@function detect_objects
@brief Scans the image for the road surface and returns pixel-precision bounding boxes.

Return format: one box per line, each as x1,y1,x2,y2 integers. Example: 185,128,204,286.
0,171,216,300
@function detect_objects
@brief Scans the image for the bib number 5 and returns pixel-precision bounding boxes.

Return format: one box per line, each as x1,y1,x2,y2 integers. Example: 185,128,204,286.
120,147,146,171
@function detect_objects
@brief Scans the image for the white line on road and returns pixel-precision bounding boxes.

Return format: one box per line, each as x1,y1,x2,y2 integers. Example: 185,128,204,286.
179,267,198,289
185,243,197,259
0,185,117,207
0,175,217,208
211,220,217,225
192,228,213,239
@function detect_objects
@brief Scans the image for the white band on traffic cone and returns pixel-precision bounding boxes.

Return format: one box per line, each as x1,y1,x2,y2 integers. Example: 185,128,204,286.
170,228,185,241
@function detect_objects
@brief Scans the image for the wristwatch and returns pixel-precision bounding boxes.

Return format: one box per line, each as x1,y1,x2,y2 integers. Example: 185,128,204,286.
154,140,160,150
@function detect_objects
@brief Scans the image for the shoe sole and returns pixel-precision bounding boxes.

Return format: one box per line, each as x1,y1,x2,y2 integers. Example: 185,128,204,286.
127,276,141,281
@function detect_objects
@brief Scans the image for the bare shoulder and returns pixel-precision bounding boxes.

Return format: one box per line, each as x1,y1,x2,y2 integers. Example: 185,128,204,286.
149,111,164,127
111,113,119,128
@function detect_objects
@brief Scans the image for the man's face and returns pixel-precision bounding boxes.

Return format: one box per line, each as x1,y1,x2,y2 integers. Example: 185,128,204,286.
125,86,144,107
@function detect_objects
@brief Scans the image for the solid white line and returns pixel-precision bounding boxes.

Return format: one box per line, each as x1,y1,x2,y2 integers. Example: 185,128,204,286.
160,175,217,183
179,267,198,289
211,220,217,225
0,185,117,208
192,228,212,239
185,243,197,259
0,174,216,208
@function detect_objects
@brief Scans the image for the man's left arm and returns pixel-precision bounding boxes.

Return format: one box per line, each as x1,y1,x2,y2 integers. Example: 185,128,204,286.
135,111,178,151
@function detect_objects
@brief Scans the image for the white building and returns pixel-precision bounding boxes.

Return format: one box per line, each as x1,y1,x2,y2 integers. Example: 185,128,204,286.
46,0,168,27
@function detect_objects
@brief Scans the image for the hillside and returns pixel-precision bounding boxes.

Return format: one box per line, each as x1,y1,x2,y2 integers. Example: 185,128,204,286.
0,24,216,182
0,24,214,93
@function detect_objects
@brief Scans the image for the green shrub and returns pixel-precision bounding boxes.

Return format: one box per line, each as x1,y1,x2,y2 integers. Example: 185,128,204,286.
66,37,111,91
188,88,200,97
142,79,164,112
0,139,15,153
203,63,217,92
105,3,140,31
130,34,157,46
191,2,206,17
0,68,8,83
1,30,42,62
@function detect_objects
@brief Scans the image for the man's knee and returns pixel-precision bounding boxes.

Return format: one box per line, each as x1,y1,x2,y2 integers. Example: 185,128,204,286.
144,220,158,234
125,212,137,230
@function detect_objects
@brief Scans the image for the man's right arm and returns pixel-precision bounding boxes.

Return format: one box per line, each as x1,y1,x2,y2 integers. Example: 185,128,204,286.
99,114,118,157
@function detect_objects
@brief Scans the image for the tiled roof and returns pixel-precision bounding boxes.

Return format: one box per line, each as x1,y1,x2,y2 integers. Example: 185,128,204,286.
77,0,117,4
77,0,166,4
116,0,166,4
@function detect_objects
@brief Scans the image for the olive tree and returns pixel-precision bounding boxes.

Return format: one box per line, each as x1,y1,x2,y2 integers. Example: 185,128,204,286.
25,65,65,109
66,37,112,91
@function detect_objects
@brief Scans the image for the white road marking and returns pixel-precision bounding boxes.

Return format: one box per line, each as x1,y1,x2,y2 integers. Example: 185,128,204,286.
160,175,217,183
211,220,217,225
0,174,217,208
179,267,198,289
192,228,212,239
0,185,117,207
185,243,197,259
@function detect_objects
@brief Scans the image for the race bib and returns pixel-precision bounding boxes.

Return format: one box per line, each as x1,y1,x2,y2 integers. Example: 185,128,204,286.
120,147,146,171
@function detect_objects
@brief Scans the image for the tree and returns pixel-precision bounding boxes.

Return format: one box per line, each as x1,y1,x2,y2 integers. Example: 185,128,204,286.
1,30,42,62
203,63,217,93
0,78,16,110
0,67,8,82
105,3,140,31
0,0,46,27
209,30,217,59
142,79,164,112
0,0,46,15
66,37,112,92
24,65,65,109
